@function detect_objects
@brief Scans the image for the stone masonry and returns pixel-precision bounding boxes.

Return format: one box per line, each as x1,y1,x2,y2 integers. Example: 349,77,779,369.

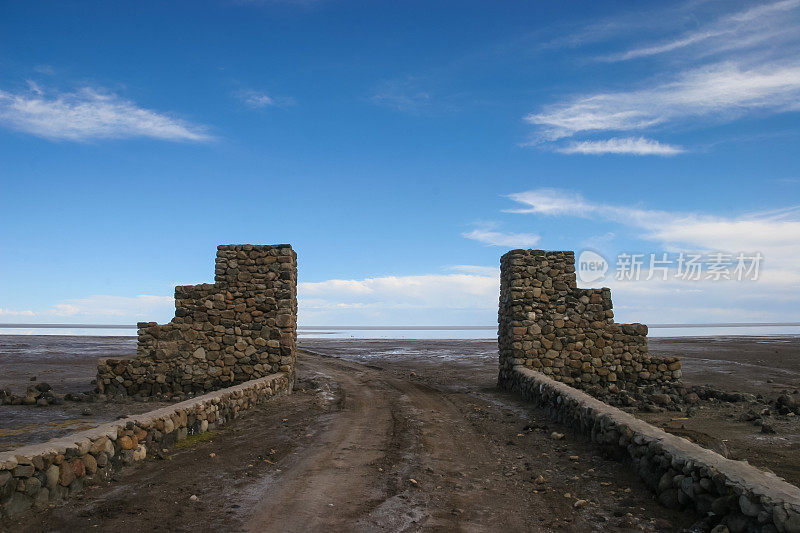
498,249,681,392
96,244,297,397
1,373,290,519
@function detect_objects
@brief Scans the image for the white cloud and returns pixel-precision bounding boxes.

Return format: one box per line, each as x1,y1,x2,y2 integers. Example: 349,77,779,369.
0,308,36,317
371,77,432,112
601,0,800,62
462,224,540,247
506,188,800,277
234,90,295,109
301,274,497,307
9,294,174,323
525,62,800,141
241,92,274,107
448,265,500,276
524,1,800,153
299,271,499,325
500,188,800,327
0,86,211,142
51,304,80,316
505,189,599,217
56,294,174,318
557,137,684,156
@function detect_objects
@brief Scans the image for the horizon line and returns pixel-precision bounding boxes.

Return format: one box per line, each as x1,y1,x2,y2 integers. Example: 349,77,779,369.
1,322,800,330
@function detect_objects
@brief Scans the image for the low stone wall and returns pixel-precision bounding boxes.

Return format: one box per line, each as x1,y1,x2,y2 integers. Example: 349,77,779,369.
97,244,297,397
0,372,290,519
498,250,681,392
503,366,800,533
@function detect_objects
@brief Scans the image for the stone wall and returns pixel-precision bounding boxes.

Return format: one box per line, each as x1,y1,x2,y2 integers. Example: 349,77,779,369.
504,367,800,533
97,244,297,397
0,372,290,519
498,249,680,392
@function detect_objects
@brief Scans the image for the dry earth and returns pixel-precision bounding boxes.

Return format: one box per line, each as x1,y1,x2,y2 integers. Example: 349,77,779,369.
2,335,799,532
3,349,696,532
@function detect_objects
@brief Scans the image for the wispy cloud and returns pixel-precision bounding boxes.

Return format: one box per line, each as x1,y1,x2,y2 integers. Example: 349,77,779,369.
524,1,800,154
371,77,432,112
600,0,800,62
499,187,800,324
448,265,500,277
234,89,295,109
462,223,540,247
526,62,800,142
557,137,684,156
0,85,211,142
506,188,800,274
0,308,36,317
0,294,174,324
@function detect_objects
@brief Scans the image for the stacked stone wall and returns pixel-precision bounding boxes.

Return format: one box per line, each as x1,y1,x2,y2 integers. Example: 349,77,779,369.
498,249,680,391
505,367,800,532
1,372,290,519
97,244,297,397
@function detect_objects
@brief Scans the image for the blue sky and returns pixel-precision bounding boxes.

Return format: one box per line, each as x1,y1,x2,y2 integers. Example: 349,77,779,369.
1,0,799,334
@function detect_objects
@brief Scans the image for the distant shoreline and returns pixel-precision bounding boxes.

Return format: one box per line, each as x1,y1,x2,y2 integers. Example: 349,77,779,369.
2,322,800,330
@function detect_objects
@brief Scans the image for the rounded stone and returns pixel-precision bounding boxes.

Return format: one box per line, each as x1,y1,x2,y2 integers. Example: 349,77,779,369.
58,462,75,486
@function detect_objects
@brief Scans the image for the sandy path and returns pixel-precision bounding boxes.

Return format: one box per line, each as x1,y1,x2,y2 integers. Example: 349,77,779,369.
246,359,422,532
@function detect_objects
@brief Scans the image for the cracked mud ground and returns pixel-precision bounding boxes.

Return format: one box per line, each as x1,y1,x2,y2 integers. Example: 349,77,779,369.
4,348,697,533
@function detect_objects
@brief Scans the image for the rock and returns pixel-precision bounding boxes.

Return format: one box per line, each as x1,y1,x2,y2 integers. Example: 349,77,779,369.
652,393,671,406
68,478,83,494
82,454,97,475
12,464,35,478
573,499,588,509
550,432,565,440
657,471,674,493
71,458,86,478
34,487,49,508
1,470,14,499
681,476,695,497
50,484,68,501
189,494,198,501
725,513,749,533
761,423,776,434
36,398,49,407
132,444,147,461
58,461,75,486
658,488,679,509
777,394,797,410
710,526,730,533
22,476,41,497
739,494,761,517
45,464,60,489
118,435,135,450
773,505,800,533
34,383,51,393
89,437,109,455
95,453,108,468
2,492,32,518
81,407,93,416
712,495,737,516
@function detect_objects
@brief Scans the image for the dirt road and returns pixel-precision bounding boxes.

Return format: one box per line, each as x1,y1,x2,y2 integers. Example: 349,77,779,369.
5,348,697,532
